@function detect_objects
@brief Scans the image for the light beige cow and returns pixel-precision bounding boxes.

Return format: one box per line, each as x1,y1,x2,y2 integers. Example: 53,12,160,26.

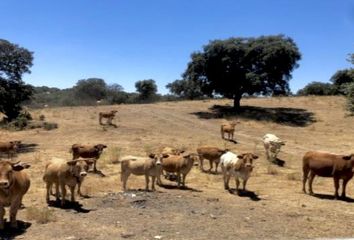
197,146,227,173
221,121,238,140
0,161,30,229
262,134,285,162
43,157,93,206
120,154,166,191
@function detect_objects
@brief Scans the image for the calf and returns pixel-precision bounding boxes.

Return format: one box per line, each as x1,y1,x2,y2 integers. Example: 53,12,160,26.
71,144,107,173
0,141,21,159
120,154,166,191
302,151,354,199
43,157,93,206
221,121,238,140
197,146,227,173
262,134,285,162
0,161,30,229
157,153,198,188
220,151,258,191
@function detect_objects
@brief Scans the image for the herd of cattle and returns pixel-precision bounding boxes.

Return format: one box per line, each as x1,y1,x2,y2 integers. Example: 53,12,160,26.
0,111,353,230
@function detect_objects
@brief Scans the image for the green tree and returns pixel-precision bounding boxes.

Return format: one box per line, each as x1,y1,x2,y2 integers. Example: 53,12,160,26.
73,78,107,104
0,39,33,121
135,79,158,101
297,82,335,96
330,69,354,95
106,83,128,104
182,35,301,110
166,79,204,99
346,82,354,115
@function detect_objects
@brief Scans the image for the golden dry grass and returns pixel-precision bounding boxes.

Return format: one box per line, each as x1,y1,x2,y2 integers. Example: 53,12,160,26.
1,96,354,239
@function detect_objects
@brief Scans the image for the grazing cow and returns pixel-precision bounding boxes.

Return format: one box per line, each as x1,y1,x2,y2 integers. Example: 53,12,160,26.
120,154,166,191
43,157,93,206
221,121,238,140
302,151,354,199
0,161,30,229
99,110,118,126
197,146,227,173
0,141,21,159
262,134,285,162
220,151,258,191
71,144,107,173
157,153,198,188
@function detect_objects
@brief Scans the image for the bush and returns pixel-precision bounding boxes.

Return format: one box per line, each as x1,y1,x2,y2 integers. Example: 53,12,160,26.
43,122,58,130
297,82,335,96
346,83,354,115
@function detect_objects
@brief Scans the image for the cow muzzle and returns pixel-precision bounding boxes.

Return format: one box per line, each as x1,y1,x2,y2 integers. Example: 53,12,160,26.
80,172,88,177
0,181,10,188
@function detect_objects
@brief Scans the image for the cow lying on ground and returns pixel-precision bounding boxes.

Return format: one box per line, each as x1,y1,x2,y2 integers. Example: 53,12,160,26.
71,144,107,173
0,161,30,229
197,146,227,173
0,141,21,159
43,157,93,206
120,154,167,191
220,151,258,191
302,151,354,199
157,153,198,188
262,134,285,163
221,121,238,140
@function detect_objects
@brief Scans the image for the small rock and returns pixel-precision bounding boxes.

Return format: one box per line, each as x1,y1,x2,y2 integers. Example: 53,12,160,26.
301,204,306,207
210,214,217,219
131,194,136,198
121,232,135,238
65,237,76,240
154,236,163,239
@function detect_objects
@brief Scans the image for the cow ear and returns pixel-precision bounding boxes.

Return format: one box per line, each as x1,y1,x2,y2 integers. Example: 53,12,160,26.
12,164,25,171
343,155,352,160
148,153,155,159
252,154,259,160
67,160,77,166
237,154,245,159
163,154,169,158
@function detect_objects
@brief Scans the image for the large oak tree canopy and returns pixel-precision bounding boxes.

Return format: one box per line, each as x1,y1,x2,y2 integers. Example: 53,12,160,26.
182,35,301,109
0,39,33,120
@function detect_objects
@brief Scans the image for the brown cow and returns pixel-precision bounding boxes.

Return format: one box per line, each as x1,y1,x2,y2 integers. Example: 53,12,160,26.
71,144,107,173
157,153,198,188
120,154,166,191
99,110,118,126
197,146,227,173
221,121,238,140
43,157,93,206
0,161,30,229
0,141,21,159
220,151,258,190
302,151,354,199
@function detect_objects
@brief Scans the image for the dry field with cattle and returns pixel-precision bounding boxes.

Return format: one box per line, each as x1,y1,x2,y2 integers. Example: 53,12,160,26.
1,96,354,240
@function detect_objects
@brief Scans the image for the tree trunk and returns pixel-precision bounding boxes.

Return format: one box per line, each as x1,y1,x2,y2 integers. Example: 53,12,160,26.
233,94,242,112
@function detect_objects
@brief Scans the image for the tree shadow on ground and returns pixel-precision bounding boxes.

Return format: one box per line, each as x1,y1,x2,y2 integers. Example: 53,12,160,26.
0,220,31,240
18,143,39,154
47,200,91,213
312,193,354,202
228,189,261,201
191,105,316,127
158,184,203,192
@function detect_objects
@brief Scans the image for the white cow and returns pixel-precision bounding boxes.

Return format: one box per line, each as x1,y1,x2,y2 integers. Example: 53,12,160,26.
262,134,285,162
220,151,258,191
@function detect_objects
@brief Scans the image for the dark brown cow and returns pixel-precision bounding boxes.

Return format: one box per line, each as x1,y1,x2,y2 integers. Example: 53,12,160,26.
0,161,30,229
71,144,107,173
303,151,354,199
197,146,227,173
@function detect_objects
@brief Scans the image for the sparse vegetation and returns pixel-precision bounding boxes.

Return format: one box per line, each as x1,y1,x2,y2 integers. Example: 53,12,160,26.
26,207,56,224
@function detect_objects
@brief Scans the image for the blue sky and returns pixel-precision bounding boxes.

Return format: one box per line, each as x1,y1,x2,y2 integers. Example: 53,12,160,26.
1,0,353,94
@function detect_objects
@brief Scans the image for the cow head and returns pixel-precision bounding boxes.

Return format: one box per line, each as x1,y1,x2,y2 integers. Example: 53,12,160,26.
94,144,107,153
0,161,30,189
9,141,22,150
237,153,258,169
67,159,94,178
149,153,169,166
111,110,118,115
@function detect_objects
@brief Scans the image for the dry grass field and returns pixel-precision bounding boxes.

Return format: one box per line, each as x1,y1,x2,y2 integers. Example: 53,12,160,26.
1,96,354,240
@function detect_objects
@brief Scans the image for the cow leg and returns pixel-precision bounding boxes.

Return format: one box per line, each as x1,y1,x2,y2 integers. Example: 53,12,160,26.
55,182,60,201
208,160,213,172
308,171,315,195
215,162,219,173
342,178,349,199
235,177,240,191
10,197,22,228
199,157,204,171
333,177,340,199
93,159,98,172
145,174,150,191
156,169,163,186
121,172,129,191
242,178,248,191
182,173,187,187
151,176,156,191
302,166,310,193
60,183,67,206
177,172,181,188
224,174,231,190
77,181,82,197
46,182,52,203
70,185,76,202
0,206,5,230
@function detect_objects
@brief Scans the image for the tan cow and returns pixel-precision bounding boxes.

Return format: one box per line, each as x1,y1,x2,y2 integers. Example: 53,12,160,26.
0,141,21,159
120,154,167,191
157,153,198,188
161,147,185,155
43,157,93,206
197,146,227,173
99,110,118,126
0,161,30,229
303,151,354,199
221,121,238,140
220,151,258,191
71,144,107,173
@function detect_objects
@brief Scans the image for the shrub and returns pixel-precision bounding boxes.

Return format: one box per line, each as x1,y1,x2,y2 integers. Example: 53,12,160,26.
346,82,354,115
43,122,58,130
